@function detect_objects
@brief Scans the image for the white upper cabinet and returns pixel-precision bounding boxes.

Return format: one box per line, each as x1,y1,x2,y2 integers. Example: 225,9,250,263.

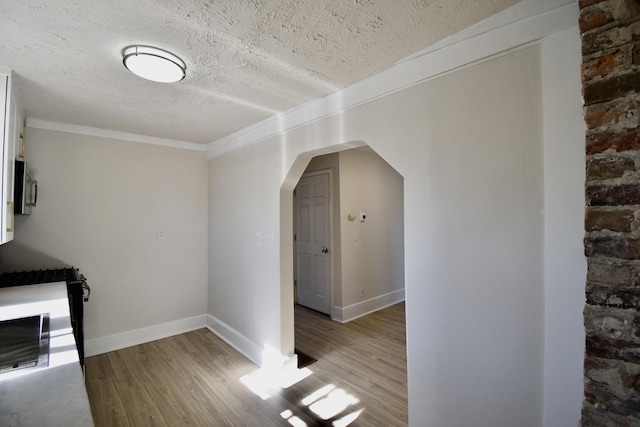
0,70,23,245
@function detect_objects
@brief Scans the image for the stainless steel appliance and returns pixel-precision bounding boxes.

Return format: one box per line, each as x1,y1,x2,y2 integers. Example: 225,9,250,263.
0,268,90,366
0,314,50,374
14,160,37,215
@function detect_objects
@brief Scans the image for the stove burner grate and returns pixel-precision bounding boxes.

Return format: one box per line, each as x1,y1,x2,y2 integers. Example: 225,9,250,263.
0,268,80,287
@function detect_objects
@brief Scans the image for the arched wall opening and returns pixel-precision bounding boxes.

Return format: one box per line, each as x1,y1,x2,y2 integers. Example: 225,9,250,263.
280,138,406,355
270,43,547,426
280,140,375,360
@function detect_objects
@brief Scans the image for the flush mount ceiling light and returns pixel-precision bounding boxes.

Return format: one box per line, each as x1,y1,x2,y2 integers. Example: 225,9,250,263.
122,45,186,83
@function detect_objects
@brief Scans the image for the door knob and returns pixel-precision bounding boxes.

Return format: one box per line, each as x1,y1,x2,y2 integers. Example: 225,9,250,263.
322,247,328,253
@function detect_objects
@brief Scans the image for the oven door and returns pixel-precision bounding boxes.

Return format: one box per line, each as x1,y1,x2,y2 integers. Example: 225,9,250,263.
0,313,50,375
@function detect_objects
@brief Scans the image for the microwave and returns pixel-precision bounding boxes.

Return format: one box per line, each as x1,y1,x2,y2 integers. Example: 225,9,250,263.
14,160,37,215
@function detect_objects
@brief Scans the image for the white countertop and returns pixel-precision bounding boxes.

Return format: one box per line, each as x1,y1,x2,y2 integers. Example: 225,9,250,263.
0,282,94,426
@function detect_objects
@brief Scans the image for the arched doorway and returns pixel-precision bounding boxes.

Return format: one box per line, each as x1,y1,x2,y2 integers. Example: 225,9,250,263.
279,142,407,421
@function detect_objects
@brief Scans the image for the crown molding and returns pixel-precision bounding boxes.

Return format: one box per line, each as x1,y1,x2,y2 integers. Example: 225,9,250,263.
206,0,577,159
26,118,206,152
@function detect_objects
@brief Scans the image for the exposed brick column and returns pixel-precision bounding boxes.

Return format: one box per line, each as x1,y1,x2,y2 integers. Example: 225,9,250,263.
581,0,640,425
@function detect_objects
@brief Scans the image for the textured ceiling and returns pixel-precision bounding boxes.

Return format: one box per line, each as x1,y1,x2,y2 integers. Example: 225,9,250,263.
0,0,518,144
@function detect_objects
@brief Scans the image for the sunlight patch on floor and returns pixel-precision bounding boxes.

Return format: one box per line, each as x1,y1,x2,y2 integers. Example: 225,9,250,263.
333,409,364,427
239,372,275,400
240,369,363,425
278,366,314,388
281,409,308,427
240,366,313,400
308,387,360,420
239,347,363,426
302,384,335,406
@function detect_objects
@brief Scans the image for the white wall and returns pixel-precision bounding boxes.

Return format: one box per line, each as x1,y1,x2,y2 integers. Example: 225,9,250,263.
338,148,404,315
208,45,546,426
0,128,209,350
542,27,587,427
207,138,285,366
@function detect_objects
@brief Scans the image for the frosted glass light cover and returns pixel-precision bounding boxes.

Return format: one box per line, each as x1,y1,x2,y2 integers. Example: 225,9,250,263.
122,46,186,83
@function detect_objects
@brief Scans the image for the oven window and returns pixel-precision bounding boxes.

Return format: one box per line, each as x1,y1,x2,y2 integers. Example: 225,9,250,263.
0,314,50,373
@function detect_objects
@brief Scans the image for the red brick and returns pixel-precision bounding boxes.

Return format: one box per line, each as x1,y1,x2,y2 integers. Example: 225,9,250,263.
584,379,640,418
584,99,636,129
586,335,640,364
587,185,640,206
583,71,640,105
582,50,626,83
585,236,640,259
587,283,640,308
587,156,636,180
588,261,632,285
582,406,639,426
580,2,640,424
586,128,640,154
586,209,635,231
580,7,615,33
582,22,640,56
580,0,609,8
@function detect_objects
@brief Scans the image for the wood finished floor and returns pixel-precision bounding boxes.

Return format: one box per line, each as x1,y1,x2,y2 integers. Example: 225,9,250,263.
85,303,407,426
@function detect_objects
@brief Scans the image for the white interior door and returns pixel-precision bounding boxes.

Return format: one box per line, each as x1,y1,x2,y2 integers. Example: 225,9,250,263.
295,172,331,314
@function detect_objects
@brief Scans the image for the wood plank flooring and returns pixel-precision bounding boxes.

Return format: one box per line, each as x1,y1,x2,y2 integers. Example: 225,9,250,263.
85,303,407,426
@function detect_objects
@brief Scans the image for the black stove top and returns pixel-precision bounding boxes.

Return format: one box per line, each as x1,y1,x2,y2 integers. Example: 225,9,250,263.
0,268,81,287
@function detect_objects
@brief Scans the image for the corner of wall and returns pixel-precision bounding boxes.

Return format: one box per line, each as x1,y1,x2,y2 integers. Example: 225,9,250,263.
541,24,586,427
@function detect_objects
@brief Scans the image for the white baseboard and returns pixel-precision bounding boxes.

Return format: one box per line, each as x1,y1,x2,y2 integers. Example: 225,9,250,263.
83,293,404,360
84,312,294,371
84,314,207,357
205,314,263,367
205,315,302,371
332,289,405,323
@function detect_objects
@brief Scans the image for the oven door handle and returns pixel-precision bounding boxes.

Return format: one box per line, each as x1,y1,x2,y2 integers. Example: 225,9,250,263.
32,180,38,207
80,275,90,302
